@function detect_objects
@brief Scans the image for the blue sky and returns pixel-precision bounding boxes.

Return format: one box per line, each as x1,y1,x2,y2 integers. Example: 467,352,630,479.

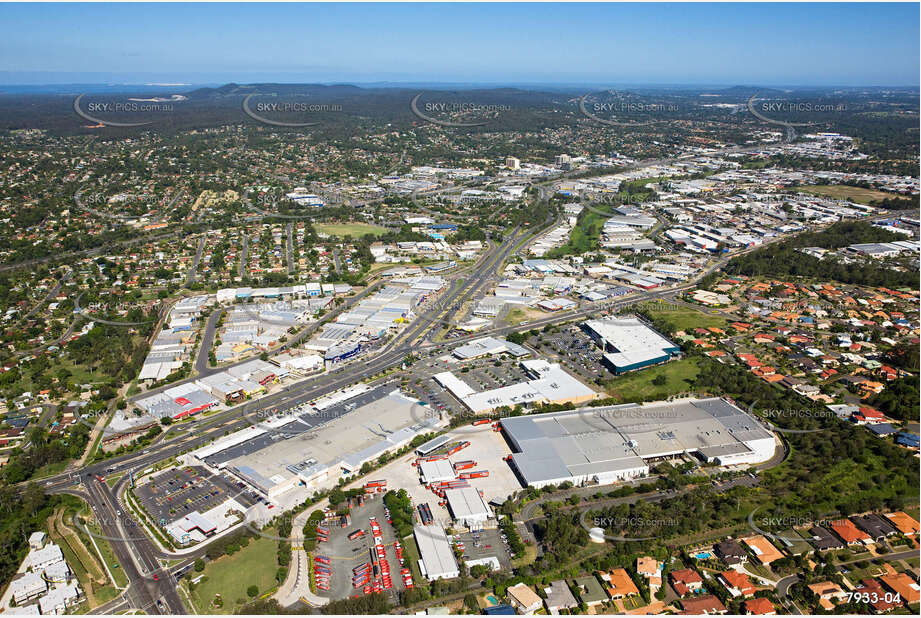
0,2,918,86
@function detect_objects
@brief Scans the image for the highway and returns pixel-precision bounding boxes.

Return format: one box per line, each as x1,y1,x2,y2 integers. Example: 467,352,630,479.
34,220,728,613
28,136,847,614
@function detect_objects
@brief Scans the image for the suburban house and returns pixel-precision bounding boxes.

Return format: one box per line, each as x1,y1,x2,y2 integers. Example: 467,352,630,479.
669,568,704,597
719,570,757,598
506,583,543,615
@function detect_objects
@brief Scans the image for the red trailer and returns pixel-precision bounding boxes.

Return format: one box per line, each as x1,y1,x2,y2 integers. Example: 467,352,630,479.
471,418,491,426
445,441,470,456
453,460,476,471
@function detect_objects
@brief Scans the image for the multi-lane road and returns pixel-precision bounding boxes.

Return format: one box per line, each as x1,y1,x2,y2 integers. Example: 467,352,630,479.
26,138,860,614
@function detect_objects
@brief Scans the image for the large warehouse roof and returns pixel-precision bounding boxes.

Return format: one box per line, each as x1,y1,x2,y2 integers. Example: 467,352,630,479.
501,398,775,487
453,336,530,360
435,363,598,414
444,487,493,525
584,316,680,371
414,524,459,580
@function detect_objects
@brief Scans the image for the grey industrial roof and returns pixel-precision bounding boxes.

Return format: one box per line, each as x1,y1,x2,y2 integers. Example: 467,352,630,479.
502,398,773,485
414,525,459,578
444,487,492,521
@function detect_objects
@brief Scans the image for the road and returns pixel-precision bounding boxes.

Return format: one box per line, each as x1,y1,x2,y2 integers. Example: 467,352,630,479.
238,232,249,278
185,236,206,287
29,135,842,614
20,268,72,323
331,247,342,276
0,230,188,274
286,222,294,275
36,230,773,614
61,479,185,615
129,279,384,403
194,308,224,374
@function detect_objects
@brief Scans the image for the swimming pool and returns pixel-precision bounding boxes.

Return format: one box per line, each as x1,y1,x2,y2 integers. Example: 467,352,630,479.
486,595,500,606
695,552,712,560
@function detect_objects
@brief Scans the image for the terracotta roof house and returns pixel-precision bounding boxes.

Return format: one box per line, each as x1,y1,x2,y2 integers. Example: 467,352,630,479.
719,570,756,598
678,594,727,615
741,535,784,565
880,572,920,605
884,511,920,536
636,557,661,593
807,581,848,611
743,597,776,615
669,569,704,597
854,579,900,613
600,568,640,599
830,519,872,546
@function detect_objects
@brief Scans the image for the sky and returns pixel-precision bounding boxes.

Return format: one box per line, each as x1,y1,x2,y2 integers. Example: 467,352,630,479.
0,2,918,87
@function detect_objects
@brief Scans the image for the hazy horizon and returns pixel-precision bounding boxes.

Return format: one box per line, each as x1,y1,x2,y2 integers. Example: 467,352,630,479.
1,3,918,88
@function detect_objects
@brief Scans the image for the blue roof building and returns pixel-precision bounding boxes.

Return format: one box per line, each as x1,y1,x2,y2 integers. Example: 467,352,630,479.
895,432,920,448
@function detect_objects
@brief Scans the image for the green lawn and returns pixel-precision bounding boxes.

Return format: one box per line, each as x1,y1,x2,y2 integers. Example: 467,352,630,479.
79,510,130,588
315,222,388,238
603,357,701,402
798,185,894,205
547,210,608,257
401,534,430,595
32,460,69,479
636,301,728,331
188,533,279,614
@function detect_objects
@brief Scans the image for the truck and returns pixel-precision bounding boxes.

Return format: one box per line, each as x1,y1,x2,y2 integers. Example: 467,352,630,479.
445,441,470,456
471,418,491,426
348,529,366,541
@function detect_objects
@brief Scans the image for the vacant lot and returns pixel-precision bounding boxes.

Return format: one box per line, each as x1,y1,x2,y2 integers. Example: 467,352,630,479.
188,533,279,614
798,185,893,205
315,223,388,238
636,302,728,331
603,357,701,402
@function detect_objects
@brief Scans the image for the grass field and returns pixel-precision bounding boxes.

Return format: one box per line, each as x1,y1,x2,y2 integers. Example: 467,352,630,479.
636,301,728,331
547,210,607,257
798,185,894,205
80,510,130,588
188,533,279,614
32,460,69,479
315,222,388,238
503,307,546,326
603,357,701,402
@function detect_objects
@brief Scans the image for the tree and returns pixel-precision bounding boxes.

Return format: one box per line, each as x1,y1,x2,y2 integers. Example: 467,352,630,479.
194,558,205,572
328,487,346,507
247,585,259,597
652,374,668,386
